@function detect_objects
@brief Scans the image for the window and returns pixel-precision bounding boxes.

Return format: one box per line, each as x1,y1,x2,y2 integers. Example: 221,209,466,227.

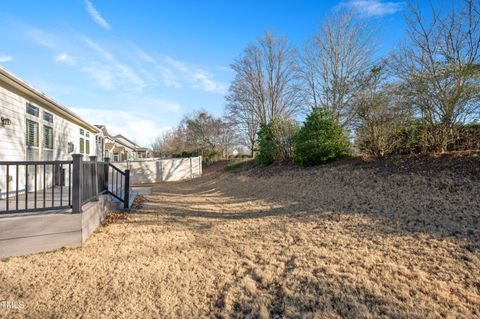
68,142,74,153
80,138,85,154
42,148,53,161
26,103,39,117
86,139,90,154
80,128,84,136
43,126,53,149
26,119,39,147
43,111,53,123
86,132,90,138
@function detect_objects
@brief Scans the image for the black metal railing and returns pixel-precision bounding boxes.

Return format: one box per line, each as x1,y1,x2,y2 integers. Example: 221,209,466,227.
97,161,108,193
0,155,130,214
107,163,130,209
81,161,97,204
0,160,73,213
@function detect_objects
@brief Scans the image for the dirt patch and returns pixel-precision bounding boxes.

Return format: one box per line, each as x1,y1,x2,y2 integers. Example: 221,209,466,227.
0,156,479,318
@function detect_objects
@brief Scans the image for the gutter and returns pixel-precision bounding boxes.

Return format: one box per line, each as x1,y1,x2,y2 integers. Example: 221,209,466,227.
0,67,100,134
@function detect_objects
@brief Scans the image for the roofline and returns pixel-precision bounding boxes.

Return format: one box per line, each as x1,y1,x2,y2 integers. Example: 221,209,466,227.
0,67,100,133
104,135,136,150
114,134,139,147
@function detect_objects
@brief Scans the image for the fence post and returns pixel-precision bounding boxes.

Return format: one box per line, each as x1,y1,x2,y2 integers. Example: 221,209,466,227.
190,157,193,178
72,154,83,213
124,169,130,209
104,157,110,191
90,156,98,201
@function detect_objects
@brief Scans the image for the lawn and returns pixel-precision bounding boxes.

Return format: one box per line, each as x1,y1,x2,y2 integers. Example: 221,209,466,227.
1,155,479,318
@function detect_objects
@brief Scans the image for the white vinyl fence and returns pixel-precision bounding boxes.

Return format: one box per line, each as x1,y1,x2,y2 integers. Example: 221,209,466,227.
115,156,202,184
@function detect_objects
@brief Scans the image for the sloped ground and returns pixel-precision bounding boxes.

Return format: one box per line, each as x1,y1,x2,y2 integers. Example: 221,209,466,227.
1,154,479,318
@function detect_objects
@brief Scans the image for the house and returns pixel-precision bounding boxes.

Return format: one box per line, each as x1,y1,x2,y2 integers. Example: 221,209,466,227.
0,67,105,200
96,125,150,162
0,67,101,162
112,134,138,161
0,67,135,258
97,126,134,162
135,147,150,159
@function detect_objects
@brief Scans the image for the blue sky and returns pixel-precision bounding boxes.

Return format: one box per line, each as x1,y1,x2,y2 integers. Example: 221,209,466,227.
0,0,411,146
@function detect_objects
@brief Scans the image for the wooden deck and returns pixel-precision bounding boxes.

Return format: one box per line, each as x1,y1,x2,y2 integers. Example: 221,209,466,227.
0,186,72,214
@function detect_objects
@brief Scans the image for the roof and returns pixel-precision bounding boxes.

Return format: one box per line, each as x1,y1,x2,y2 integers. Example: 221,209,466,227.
95,125,110,137
0,67,99,133
112,146,125,153
114,134,139,148
96,125,149,150
104,143,115,151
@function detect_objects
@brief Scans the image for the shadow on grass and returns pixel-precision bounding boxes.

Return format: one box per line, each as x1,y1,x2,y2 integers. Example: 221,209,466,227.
128,157,480,252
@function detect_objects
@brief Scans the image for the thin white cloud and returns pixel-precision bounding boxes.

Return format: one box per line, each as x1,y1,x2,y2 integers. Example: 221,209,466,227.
337,0,402,17
85,0,111,30
165,56,189,73
192,69,227,94
55,52,75,65
26,28,146,91
0,55,13,63
26,28,61,49
140,97,182,113
158,66,182,88
165,56,227,94
134,47,182,88
83,37,146,91
71,107,174,146
81,65,116,89
24,26,225,95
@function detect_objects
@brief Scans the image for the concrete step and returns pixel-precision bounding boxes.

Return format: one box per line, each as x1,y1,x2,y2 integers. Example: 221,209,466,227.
110,190,137,210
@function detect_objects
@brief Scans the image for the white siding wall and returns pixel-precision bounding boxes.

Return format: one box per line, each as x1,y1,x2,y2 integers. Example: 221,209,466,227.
0,86,25,161
0,84,97,198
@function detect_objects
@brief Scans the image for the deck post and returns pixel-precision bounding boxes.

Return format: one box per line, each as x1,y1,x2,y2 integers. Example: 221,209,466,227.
124,169,130,209
72,154,83,213
104,157,110,188
90,156,98,201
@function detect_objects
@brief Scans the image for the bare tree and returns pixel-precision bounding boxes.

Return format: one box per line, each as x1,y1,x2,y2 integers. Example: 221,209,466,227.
151,136,164,157
153,111,239,162
353,64,412,156
183,111,223,158
391,0,480,152
219,116,240,158
302,10,376,127
151,128,187,157
225,106,259,156
226,32,303,126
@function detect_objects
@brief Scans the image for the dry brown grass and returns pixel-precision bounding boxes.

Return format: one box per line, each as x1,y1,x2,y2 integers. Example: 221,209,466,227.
1,156,479,318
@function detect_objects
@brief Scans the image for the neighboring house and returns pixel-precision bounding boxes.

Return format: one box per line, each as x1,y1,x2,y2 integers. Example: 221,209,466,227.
136,147,150,159
114,134,140,161
95,125,150,162
96,125,133,162
0,67,100,162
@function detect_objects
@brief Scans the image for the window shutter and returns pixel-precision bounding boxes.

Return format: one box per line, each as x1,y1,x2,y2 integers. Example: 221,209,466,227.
43,126,53,149
80,138,85,153
26,120,39,147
